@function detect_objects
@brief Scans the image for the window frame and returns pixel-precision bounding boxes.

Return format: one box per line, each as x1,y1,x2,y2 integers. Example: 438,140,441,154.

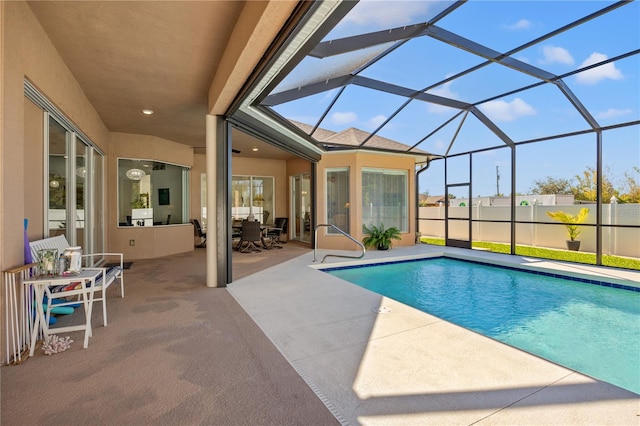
361,167,409,233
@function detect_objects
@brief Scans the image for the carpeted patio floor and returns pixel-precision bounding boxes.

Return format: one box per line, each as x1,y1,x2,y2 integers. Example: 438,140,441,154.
1,244,338,425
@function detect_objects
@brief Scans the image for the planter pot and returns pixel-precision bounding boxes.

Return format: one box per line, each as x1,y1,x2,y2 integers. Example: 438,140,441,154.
566,240,581,251
377,245,390,251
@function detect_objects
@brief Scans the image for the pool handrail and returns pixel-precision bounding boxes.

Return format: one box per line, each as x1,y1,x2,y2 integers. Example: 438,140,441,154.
313,224,366,263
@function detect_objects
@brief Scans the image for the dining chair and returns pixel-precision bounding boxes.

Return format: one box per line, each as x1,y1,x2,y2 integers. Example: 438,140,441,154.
266,217,287,247
192,219,206,248
237,220,263,253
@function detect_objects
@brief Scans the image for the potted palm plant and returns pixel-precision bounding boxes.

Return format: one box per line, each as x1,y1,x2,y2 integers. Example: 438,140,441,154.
362,223,401,250
546,207,589,251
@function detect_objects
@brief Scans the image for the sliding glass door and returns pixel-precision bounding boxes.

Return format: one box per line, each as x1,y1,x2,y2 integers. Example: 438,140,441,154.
46,114,104,254
47,117,69,239
231,175,274,224
291,173,311,242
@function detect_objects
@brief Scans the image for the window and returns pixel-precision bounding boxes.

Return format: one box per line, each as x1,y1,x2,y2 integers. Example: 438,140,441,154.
46,115,104,251
326,168,349,234
362,168,408,232
118,159,190,226
231,175,274,224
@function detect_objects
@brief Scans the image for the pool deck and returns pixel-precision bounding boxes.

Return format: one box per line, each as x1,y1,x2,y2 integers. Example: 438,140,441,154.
228,245,640,425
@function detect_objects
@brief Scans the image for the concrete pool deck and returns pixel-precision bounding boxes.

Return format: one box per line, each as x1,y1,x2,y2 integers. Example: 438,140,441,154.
227,245,640,425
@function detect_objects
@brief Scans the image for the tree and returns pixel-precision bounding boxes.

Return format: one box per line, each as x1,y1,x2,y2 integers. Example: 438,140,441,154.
619,166,640,203
573,166,618,202
528,177,573,195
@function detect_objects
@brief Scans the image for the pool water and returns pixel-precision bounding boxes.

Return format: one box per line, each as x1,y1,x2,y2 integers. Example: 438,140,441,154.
326,257,640,394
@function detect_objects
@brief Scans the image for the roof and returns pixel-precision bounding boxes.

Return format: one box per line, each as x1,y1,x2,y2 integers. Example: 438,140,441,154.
290,120,428,155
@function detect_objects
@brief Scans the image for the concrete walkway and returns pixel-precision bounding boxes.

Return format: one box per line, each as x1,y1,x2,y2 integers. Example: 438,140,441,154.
228,245,640,425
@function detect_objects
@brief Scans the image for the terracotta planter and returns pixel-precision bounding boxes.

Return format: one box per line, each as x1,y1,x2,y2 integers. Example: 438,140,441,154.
566,240,581,251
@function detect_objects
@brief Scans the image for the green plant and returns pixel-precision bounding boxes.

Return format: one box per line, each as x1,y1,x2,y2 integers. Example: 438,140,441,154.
546,208,590,241
132,196,146,209
362,223,401,250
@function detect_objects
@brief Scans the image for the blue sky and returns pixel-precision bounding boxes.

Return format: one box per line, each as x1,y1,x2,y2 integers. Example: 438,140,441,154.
271,1,639,197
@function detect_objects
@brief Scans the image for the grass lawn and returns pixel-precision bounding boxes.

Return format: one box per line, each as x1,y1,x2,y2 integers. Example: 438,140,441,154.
420,237,640,271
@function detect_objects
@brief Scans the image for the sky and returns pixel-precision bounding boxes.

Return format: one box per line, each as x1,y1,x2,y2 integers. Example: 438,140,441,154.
270,0,639,198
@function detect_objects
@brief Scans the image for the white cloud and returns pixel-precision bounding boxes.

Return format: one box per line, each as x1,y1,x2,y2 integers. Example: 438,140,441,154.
427,81,458,113
479,98,536,122
344,0,429,27
597,108,632,119
540,45,574,65
433,139,446,150
575,52,623,85
331,111,357,125
366,114,388,129
505,19,532,30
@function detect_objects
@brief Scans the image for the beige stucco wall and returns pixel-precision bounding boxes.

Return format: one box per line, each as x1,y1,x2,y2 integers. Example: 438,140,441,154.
109,133,195,259
1,1,110,275
316,151,418,251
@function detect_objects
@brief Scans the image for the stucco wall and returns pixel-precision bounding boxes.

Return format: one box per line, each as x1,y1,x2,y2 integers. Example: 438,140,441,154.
109,133,195,259
316,151,418,251
2,1,110,274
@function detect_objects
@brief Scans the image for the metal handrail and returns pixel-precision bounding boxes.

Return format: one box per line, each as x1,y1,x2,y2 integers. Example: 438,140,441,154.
313,224,366,263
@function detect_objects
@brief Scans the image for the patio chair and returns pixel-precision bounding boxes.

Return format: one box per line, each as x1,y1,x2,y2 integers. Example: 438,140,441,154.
193,219,206,248
237,220,263,253
265,217,287,247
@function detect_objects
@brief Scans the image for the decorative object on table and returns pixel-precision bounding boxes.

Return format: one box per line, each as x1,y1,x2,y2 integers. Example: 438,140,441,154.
62,246,83,273
37,248,59,277
362,223,402,250
41,335,73,355
546,208,590,251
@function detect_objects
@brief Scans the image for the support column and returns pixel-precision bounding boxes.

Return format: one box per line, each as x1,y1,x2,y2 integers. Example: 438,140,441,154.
205,115,218,287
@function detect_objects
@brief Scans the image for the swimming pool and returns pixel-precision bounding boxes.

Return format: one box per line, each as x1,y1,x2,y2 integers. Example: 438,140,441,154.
324,257,640,395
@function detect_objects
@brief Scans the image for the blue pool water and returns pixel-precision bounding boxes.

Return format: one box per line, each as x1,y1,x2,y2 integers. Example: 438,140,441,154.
325,257,640,394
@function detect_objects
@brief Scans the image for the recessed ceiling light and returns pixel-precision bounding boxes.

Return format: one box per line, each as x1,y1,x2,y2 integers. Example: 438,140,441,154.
141,109,154,115
252,148,259,152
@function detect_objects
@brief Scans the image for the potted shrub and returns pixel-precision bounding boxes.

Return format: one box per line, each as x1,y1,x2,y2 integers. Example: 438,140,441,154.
362,223,401,250
546,207,589,251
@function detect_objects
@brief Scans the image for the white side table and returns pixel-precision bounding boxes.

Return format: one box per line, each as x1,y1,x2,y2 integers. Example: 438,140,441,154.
23,269,102,356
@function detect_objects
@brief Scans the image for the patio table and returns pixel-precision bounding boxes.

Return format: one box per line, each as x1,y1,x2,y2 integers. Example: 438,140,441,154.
23,269,102,356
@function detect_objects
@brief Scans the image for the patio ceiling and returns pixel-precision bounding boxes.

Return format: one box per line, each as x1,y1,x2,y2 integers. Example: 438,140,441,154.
244,0,639,159
26,0,299,160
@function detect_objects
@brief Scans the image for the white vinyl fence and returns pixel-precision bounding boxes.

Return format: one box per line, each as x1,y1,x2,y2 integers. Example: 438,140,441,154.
419,203,640,258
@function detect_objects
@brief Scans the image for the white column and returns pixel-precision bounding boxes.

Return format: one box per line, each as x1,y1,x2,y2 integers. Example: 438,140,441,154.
531,199,538,247
610,196,617,256
476,200,482,242
205,115,218,287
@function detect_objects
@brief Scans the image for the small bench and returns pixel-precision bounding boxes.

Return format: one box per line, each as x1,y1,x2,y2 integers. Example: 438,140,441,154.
29,235,125,326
